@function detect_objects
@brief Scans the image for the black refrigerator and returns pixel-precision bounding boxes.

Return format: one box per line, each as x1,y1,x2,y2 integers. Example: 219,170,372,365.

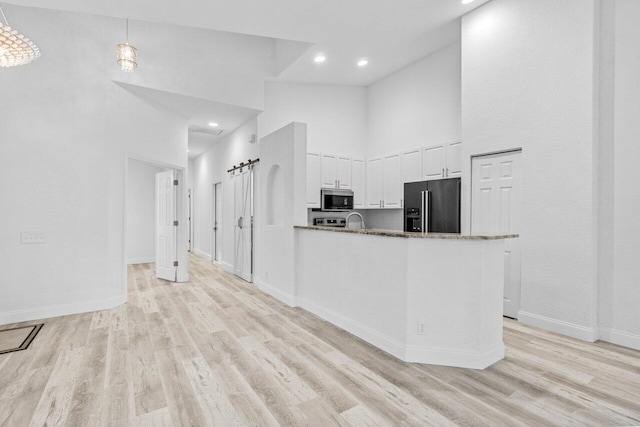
404,178,461,233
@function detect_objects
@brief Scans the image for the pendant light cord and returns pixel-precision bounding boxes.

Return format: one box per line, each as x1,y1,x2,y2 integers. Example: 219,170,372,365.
0,5,10,26
126,18,129,44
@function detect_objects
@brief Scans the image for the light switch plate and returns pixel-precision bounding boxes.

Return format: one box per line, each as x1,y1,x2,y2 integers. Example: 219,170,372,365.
21,232,46,244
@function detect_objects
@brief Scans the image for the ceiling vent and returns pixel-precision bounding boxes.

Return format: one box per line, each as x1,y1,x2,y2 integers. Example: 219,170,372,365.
189,125,224,136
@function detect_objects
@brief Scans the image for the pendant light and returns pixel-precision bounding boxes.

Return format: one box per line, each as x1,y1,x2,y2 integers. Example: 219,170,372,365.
116,18,137,72
0,4,41,67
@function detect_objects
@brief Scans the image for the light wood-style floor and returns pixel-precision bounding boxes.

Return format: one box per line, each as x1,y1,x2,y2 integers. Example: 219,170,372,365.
1,254,639,426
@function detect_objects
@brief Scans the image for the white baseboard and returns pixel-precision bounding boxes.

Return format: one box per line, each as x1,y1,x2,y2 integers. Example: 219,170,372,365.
299,298,407,361
518,310,598,342
0,293,127,326
405,343,504,370
127,257,155,265
599,328,640,351
300,298,501,369
220,261,234,274
254,278,297,307
192,248,212,261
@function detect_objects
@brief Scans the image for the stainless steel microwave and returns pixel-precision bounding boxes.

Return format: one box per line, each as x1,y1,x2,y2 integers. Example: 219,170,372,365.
321,188,354,211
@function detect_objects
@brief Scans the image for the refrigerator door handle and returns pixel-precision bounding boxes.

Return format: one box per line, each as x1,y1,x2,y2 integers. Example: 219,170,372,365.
422,191,429,233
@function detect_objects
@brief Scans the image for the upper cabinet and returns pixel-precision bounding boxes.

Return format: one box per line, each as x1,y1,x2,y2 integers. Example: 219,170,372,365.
352,159,365,208
321,154,352,189
422,144,447,180
446,141,462,178
422,141,462,180
307,141,462,210
337,157,352,189
364,154,402,209
366,158,383,208
382,153,402,208
307,152,360,208
306,152,321,208
320,154,338,188
401,149,422,184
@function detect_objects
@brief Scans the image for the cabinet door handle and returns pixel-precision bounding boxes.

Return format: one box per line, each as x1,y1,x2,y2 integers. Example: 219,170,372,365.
401,199,403,208
442,167,445,177
446,168,449,177
338,179,341,188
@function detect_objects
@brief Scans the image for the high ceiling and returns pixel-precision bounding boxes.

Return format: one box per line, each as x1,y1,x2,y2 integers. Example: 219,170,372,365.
6,0,491,158
7,0,491,86
114,82,262,158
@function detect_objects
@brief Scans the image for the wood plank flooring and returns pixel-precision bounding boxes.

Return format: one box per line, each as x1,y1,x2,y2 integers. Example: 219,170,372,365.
1,253,639,426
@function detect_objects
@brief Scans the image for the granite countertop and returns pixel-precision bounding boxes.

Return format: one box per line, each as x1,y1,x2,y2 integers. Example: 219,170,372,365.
294,225,518,240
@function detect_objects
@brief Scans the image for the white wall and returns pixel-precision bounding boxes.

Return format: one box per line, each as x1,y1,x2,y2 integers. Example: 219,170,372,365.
610,0,640,348
367,41,461,159
126,160,164,264
258,82,367,158
255,123,307,305
191,120,259,269
597,0,640,349
0,6,188,324
461,0,599,339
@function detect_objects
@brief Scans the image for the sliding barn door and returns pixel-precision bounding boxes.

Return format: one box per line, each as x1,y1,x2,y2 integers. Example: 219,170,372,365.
234,169,253,282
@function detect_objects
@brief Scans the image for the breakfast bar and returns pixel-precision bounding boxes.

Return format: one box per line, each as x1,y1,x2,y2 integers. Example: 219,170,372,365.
294,226,518,369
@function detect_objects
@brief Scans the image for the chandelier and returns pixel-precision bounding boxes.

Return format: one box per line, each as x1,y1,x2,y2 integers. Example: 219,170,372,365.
116,18,137,72
0,5,41,67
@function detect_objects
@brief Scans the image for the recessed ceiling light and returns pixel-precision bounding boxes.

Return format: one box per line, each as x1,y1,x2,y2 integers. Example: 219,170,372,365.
357,58,369,67
208,122,218,127
314,54,326,63
462,0,475,4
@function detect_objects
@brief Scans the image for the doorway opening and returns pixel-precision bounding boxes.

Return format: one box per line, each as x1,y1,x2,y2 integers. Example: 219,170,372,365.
124,154,189,289
471,149,522,319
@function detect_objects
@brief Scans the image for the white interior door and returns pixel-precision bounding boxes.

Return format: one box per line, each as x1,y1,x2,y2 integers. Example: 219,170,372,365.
214,182,222,262
472,151,522,318
156,170,177,282
234,169,253,282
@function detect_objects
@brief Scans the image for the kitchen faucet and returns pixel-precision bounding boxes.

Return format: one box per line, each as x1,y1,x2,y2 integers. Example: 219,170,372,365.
345,212,365,229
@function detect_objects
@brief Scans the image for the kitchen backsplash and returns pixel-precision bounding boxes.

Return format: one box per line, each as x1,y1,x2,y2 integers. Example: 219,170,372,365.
307,209,403,231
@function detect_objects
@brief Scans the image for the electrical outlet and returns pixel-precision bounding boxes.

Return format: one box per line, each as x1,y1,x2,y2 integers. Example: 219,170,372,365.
417,320,427,335
21,231,46,244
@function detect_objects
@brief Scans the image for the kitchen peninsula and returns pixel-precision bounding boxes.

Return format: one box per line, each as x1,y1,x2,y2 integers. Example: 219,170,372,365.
294,226,518,369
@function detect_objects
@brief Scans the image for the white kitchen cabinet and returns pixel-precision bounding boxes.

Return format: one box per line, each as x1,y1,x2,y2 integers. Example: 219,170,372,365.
401,149,422,184
321,154,351,189
422,144,447,180
366,158,382,208
321,154,338,188
337,157,352,189
422,141,462,180
306,152,321,208
382,153,402,208
365,154,403,209
352,159,365,208
446,141,462,178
